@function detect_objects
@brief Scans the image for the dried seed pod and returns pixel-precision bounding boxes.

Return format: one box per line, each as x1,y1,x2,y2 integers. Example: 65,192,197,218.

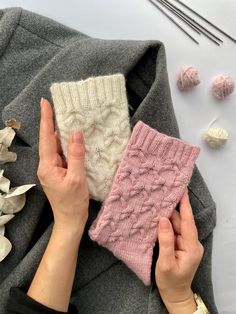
4,118,21,130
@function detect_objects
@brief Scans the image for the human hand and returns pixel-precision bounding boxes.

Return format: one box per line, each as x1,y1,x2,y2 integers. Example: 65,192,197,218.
37,97,89,233
155,188,204,313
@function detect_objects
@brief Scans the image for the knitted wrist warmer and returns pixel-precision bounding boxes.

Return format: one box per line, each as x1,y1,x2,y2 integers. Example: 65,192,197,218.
88,120,200,286
50,73,131,201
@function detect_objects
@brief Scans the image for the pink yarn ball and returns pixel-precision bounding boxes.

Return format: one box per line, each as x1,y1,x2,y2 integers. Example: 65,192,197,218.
212,75,235,100
177,66,200,91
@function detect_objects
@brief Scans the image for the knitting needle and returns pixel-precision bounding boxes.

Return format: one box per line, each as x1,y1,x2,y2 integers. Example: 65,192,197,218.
175,0,236,43
158,0,202,35
147,0,199,44
157,0,219,45
161,0,223,44
159,0,223,45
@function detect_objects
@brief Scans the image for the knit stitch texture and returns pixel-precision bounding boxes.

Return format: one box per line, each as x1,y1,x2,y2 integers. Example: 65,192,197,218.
50,73,131,201
88,120,200,286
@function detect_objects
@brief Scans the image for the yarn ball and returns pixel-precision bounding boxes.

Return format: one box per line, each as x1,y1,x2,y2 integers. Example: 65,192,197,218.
204,127,228,149
177,66,200,91
212,75,235,100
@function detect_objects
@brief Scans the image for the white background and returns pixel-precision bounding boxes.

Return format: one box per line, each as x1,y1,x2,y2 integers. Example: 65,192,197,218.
1,0,236,312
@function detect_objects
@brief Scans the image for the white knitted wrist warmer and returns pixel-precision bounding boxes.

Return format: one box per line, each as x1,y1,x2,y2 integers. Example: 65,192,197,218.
50,73,131,201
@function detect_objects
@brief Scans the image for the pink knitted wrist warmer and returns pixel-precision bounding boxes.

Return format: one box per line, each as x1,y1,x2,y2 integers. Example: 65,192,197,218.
88,120,200,286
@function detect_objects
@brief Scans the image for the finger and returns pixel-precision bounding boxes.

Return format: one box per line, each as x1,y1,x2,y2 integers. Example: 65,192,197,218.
66,130,86,179
55,130,63,155
157,217,175,265
170,209,181,235
39,98,57,162
54,131,68,168
175,234,185,251
179,189,199,245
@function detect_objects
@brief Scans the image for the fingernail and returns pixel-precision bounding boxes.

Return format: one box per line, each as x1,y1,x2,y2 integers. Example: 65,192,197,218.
40,97,45,107
72,131,83,144
159,217,170,230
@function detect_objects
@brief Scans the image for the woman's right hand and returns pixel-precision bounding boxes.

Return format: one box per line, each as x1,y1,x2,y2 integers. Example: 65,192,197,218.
37,98,89,233
155,189,204,314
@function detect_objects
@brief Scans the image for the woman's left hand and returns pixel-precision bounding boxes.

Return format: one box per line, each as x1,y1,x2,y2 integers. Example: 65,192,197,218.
37,97,89,232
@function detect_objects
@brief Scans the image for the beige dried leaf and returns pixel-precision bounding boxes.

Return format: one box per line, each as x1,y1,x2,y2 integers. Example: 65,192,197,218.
4,118,21,130
0,127,15,147
0,149,17,164
0,214,15,226
4,184,36,197
0,143,8,152
0,184,36,214
0,225,5,236
0,235,12,261
0,195,25,214
0,127,17,163
0,169,10,193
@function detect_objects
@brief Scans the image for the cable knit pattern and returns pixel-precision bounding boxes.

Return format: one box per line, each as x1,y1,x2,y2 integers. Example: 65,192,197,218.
88,120,200,286
50,73,131,201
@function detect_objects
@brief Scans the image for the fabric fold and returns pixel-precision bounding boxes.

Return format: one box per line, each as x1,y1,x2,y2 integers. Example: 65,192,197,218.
0,7,22,58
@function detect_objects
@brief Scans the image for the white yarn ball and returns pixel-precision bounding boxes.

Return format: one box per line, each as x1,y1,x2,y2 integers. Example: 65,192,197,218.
204,127,228,149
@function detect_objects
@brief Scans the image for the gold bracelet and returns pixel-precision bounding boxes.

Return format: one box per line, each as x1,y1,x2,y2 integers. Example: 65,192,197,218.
194,293,210,314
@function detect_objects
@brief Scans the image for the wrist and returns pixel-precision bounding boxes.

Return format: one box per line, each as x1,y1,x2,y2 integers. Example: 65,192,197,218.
160,289,197,314
53,221,85,242
52,207,89,234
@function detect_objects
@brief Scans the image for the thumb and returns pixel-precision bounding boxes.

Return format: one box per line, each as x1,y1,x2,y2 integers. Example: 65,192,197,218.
67,130,86,179
157,217,175,265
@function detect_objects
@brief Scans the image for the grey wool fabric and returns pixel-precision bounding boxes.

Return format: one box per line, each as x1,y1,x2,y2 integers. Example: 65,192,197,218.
0,6,218,314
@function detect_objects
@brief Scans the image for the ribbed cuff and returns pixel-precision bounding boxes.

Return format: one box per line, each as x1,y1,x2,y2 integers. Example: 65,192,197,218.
128,121,200,170
50,73,127,114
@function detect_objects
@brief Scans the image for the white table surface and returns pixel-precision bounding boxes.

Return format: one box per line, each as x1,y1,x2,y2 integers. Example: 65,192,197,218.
1,0,236,312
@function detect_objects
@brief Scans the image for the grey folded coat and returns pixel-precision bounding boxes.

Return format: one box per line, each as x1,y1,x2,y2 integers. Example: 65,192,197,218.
0,7,218,313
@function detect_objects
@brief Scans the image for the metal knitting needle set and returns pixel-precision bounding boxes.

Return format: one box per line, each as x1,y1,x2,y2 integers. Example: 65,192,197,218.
147,0,236,45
